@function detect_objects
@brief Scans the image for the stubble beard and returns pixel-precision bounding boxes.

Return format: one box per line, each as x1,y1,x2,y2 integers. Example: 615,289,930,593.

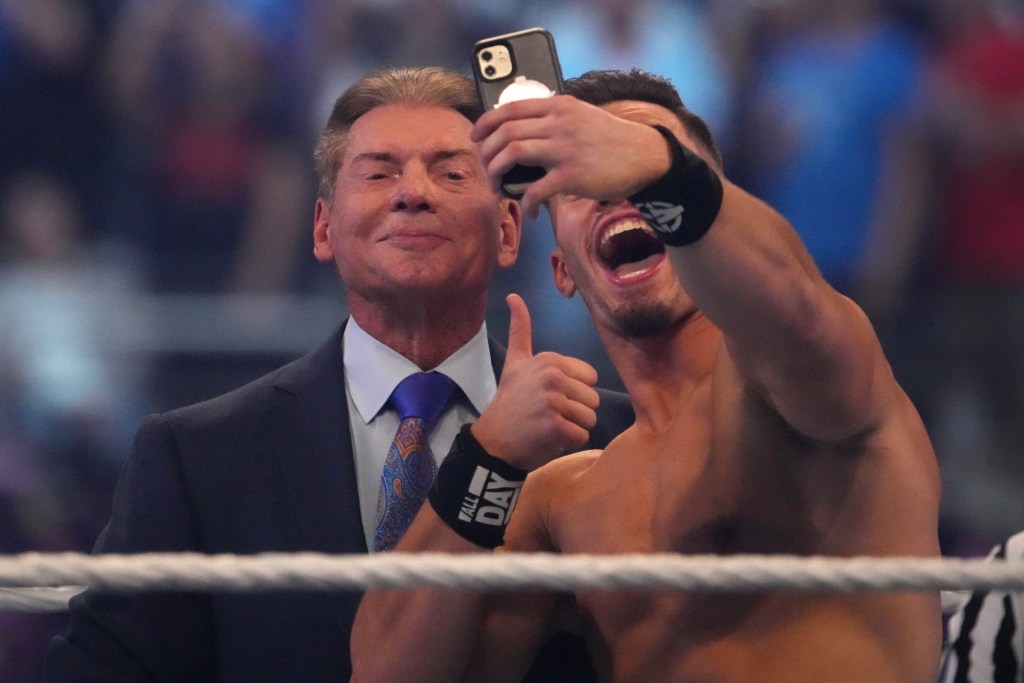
610,300,677,338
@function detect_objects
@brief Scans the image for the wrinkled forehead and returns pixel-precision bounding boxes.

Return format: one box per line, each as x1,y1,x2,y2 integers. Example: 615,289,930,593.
343,103,476,163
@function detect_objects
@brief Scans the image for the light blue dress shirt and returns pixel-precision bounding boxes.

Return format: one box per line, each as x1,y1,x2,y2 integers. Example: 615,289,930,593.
343,317,498,550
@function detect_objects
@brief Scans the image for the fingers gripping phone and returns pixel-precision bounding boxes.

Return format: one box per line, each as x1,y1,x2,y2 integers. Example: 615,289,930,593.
471,28,564,198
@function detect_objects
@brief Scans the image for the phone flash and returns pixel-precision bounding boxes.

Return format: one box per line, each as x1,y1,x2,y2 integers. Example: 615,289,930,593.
496,76,555,108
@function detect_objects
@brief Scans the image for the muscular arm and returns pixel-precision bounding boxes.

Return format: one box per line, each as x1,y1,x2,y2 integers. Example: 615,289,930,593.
349,506,493,683
350,482,559,683
669,179,889,443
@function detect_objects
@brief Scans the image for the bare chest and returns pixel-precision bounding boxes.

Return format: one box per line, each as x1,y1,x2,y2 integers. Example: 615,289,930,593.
550,424,810,558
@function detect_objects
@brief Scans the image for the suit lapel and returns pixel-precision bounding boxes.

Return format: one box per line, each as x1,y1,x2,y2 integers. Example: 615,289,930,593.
487,335,506,381
262,329,509,554
266,323,368,554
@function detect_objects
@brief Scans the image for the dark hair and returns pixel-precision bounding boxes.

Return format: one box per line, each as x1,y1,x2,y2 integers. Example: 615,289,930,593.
314,67,483,200
565,68,723,169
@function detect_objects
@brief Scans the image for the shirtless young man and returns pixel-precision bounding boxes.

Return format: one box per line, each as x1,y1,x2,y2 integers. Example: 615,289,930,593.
350,68,942,683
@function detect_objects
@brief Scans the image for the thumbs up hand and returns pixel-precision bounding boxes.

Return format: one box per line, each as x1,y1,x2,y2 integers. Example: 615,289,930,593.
471,294,600,471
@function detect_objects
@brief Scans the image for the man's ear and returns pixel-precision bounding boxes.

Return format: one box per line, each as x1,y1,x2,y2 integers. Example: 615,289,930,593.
550,247,577,298
313,197,334,263
496,198,522,269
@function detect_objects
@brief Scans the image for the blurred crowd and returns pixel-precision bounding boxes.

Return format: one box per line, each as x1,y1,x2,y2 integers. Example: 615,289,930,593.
1,0,1022,678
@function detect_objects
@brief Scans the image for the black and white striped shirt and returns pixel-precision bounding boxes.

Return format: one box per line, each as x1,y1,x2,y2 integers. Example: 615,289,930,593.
941,531,1024,682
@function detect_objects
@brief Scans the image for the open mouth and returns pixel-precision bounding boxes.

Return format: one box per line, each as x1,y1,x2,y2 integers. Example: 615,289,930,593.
597,218,666,281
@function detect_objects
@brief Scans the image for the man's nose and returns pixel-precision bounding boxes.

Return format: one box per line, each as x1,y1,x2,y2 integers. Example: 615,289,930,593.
390,167,434,212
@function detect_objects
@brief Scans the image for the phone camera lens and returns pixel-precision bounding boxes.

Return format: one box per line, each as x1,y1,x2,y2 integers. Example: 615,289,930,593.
481,50,493,62
484,65,496,77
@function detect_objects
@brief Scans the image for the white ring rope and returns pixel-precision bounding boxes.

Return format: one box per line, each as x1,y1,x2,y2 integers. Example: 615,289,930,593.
0,586,86,613
0,552,1022,613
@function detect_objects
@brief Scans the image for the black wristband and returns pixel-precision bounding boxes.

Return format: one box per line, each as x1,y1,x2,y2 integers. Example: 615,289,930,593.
428,425,528,548
629,124,723,247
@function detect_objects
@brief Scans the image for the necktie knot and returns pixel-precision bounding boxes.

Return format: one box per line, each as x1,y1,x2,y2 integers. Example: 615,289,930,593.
390,371,457,427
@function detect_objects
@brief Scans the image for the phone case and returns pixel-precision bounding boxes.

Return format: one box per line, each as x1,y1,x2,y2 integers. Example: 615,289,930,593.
472,28,564,111
471,28,564,197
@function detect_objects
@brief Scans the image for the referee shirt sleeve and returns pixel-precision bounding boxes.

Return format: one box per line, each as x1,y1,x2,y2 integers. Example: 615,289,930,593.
940,531,1024,682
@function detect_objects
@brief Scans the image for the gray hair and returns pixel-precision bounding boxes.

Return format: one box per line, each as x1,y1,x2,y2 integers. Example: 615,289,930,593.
313,67,483,200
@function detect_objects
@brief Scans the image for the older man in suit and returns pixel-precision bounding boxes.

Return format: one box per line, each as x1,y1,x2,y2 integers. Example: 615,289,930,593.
44,67,633,682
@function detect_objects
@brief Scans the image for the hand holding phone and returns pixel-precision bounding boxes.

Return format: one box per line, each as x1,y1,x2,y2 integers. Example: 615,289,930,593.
471,28,564,198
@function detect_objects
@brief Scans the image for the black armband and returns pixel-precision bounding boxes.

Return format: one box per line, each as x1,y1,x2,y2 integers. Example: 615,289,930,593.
629,124,723,247
428,425,528,548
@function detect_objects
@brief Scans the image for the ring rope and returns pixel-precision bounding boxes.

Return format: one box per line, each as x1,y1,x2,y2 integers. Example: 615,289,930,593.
0,588,976,615
0,586,85,613
0,552,1022,614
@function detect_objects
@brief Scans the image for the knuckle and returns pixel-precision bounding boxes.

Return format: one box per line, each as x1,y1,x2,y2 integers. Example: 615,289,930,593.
506,138,527,157
538,365,565,387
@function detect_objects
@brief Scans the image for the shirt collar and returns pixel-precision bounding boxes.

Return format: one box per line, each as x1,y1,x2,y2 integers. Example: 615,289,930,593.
343,317,497,424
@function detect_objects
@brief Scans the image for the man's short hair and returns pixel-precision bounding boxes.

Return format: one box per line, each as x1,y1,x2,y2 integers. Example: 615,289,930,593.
565,68,723,170
314,67,483,200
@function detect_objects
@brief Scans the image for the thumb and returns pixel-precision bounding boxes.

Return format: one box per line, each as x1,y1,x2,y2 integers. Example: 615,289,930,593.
504,293,533,363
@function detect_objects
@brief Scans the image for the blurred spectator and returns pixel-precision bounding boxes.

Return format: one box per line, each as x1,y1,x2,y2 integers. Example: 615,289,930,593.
733,0,930,327
301,1,381,142
0,432,74,683
528,0,733,137
303,0,509,135
0,172,149,457
358,0,485,71
101,0,311,294
0,0,122,235
0,171,132,681
0,3,128,679
0,427,119,682
916,0,1024,551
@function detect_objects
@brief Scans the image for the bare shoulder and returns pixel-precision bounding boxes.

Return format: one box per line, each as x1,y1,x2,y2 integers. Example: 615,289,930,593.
503,450,602,552
520,449,603,507
529,449,603,488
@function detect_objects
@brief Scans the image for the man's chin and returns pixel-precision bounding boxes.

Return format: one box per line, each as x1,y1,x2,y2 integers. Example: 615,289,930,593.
611,302,676,338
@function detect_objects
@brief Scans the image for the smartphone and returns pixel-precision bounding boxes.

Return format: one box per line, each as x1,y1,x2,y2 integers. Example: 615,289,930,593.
471,28,564,198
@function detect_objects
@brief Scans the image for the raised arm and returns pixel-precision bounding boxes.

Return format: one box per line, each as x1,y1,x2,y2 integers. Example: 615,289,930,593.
350,295,600,682
474,95,893,443
661,169,888,443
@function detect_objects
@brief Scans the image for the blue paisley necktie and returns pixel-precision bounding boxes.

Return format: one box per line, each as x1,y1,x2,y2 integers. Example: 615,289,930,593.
373,371,457,552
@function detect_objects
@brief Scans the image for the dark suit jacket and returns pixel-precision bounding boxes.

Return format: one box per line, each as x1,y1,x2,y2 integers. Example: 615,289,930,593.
44,323,633,682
